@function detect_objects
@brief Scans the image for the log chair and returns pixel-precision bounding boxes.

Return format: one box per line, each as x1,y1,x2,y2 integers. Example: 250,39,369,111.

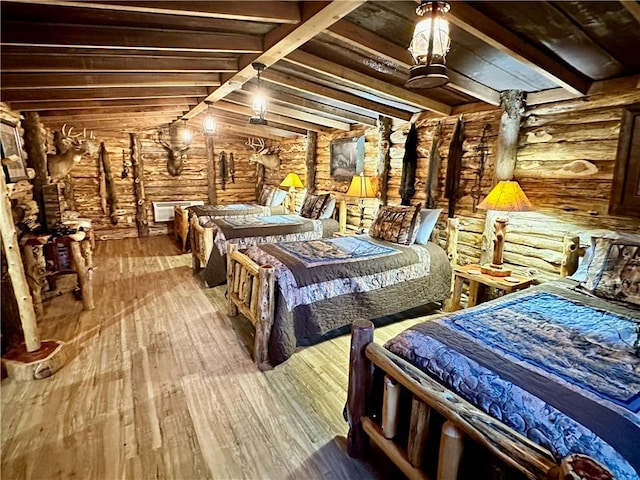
346,319,613,480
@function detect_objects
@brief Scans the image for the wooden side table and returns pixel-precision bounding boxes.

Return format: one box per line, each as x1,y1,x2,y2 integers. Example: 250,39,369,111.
21,229,95,311
448,264,533,311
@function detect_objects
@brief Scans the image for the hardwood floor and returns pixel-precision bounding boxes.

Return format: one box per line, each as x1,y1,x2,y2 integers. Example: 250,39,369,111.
1,235,433,479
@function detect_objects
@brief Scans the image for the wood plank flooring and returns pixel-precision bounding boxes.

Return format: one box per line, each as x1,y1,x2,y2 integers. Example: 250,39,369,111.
1,235,434,479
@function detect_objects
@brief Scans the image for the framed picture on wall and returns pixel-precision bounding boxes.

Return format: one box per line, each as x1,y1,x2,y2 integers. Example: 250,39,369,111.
330,136,365,179
0,120,28,182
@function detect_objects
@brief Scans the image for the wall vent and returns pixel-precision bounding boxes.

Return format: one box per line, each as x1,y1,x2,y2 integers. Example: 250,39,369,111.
152,200,204,222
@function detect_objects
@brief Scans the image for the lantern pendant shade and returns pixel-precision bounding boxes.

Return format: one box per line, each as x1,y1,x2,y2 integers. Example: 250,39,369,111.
250,62,268,125
406,1,451,89
202,101,217,135
180,119,193,146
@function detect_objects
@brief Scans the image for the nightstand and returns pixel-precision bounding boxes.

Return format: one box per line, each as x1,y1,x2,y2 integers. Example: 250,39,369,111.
448,264,533,311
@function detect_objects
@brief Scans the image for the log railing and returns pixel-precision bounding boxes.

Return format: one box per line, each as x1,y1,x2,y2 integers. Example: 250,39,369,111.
226,244,275,371
190,214,214,272
346,319,613,480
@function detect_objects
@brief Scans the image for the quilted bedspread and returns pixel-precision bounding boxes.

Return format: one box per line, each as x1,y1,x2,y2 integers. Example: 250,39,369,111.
385,282,640,480
246,237,452,366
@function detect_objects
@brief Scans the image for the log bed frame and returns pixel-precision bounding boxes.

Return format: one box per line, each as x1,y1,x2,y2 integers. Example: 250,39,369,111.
174,205,190,252
345,319,613,480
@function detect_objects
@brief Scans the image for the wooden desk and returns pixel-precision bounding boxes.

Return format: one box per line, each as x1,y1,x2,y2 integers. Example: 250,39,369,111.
21,228,95,312
449,264,533,311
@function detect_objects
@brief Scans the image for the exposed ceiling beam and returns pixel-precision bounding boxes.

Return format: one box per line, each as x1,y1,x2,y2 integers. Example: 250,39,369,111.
0,73,220,89
213,123,294,141
204,109,306,137
1,86,208,102
225,91,351,131
325,20,501,106
526,73,640,106
284,50,451,115
38,106,191,118
9,97,198,112
0,52,238,73
444,2,590,95
3,1,301,23
39,109,188,121
183,0,367,120
262,70,413,121
1,21,262,53
260,88,376,126
620,0,640,24
213,100,333,133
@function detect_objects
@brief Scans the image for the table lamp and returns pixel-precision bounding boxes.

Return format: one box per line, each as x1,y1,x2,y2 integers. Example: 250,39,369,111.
477,180,533,277
346,174,376,233
280,173,304,213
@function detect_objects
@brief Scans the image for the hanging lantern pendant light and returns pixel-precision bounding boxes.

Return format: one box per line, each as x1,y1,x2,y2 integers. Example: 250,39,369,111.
250,62,268,125
406,1,451,89
202,100,217,135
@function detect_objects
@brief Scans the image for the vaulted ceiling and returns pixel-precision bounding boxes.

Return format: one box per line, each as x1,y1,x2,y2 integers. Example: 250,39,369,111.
2,1,639,141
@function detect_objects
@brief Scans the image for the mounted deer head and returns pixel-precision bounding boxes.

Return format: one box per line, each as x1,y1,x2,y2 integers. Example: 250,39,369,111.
246,137,280,170
47,124,96,183
157,127,189,176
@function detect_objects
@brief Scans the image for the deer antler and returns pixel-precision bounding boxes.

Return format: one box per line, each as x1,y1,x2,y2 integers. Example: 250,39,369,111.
246,137,265,152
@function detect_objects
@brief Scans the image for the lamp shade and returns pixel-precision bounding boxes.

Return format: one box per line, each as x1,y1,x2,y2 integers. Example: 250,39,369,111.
477,181,533,212
280,173,304,189
346,174,376,198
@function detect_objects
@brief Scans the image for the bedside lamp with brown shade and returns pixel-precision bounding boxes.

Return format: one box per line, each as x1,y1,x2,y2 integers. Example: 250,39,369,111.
477,180,533,277
280,173,304,213
346,173,376,233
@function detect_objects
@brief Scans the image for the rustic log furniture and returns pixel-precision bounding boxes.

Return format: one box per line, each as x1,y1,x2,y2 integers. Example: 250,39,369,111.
225,238,452,370
20,226,95,311
448,264,533,311
345,318,616,480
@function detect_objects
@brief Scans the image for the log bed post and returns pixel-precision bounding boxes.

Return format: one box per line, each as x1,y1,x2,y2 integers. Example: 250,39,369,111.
560,235,580,277
347,319,374,458
253,263,275,371
226,244,239,316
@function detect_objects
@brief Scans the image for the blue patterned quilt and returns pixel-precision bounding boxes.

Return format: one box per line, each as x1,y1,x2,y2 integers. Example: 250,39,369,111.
385,284,640,480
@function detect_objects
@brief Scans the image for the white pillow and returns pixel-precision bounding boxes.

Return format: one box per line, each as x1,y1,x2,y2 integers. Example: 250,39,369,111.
319,198,336,219
271,188,287,206
414,208,442,245
566,246,593,282
294,188,307,214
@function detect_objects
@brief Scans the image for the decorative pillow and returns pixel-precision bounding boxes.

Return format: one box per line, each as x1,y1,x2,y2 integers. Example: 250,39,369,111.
580,235,640,307
257,185,276,206
271,188,287,207
414,208,443,245
319,198,336,219
300,193,330,219
368,205,420,245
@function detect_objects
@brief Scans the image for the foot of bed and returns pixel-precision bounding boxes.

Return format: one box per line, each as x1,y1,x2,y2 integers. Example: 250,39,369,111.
347,319,374,458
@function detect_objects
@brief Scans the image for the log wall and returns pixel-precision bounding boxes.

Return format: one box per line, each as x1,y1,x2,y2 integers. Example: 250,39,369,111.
316,126,379,229
65,128,287,240
386,88,640,281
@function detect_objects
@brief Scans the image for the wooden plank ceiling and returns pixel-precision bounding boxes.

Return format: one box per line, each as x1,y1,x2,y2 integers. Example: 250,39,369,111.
1,0,639,140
